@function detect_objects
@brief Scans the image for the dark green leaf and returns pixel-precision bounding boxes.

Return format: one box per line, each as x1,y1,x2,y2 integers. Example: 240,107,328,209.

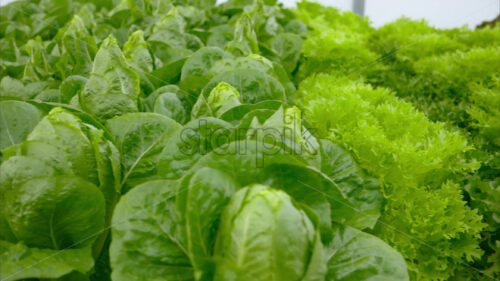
106,113,181,190
110,180,194,281
0,100,42,150
0,241,94,281
325,224,409,281
319,139,383,229
2,175,105,250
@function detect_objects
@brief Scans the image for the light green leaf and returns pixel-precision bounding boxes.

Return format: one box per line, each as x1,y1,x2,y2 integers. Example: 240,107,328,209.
191,82,242,119
214,185,326,281
80,36,140,119
225,13,259,56
23,37,53,82
56,15,97,77
123,30,153,73
25,107,99,185
202,69,286,104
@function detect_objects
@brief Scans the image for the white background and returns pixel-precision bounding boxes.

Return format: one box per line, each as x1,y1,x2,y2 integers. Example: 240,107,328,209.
1,0,499,29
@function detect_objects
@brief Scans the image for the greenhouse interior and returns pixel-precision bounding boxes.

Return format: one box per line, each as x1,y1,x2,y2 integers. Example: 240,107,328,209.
0,0,499,280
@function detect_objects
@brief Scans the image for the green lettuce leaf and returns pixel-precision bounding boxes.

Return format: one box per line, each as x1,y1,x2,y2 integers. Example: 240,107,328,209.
325,224,409,281
110,180,194,281
0,100,43,151
296,73,485,280
0,241,94,281
106,113,181,190
213,185,326,281
319,139,383,230
80,36,140,120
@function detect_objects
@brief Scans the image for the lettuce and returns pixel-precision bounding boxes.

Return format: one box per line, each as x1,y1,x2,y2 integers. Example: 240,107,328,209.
213,185,326,281
295,73,485,280
367,19,500,278
0,0,496,280
294,1,378,82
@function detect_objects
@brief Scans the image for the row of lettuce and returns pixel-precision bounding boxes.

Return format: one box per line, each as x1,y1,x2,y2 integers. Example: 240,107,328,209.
0,0,498,280
294,2,500,280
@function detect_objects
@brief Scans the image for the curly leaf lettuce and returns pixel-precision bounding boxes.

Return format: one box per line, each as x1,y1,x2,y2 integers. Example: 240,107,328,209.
296,73,485,280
